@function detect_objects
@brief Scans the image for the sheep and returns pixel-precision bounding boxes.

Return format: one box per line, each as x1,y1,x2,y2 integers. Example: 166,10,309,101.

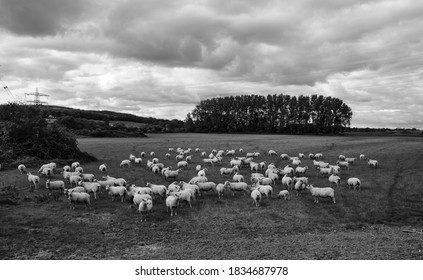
94,179,120,190
345,157,356,165
259,161,266,170
38,162,56,174
138,197,153,222
18,164,27,174
166,193,180,216
129,154,136,161
295,166,308,175
329,165,341,175
71,162,80,171
150,151,155,158
360,154,366,160
197,168,208,177
280,153,290,160
281,175,293,190
319,167,333,176
134,157,142,164
223,181,249,196
250,162,259,172
306,184,335,204
40,167,53,178
164,169,182,180
46,179,65,201
189,176,208,184
368,159,379,168
268,150,277,156
230,158,242,168
27,172,40,190
258,177,273,186
63,165,71,172
293,176,309,184
81,173,95,182
226,149,236,156
202,158,214,167
165,153,171,159
329,174,341,187
338,155,346,161
313,160,329,169
267,172,279,184
177,160,188,169
201,151,207,158
99,163,107,173
239,148,244,153
232,172,244,182
251,189,261,207
195,148,200,153
294,180,307,196
133,193,153,211
78,181,101,199
291,159,302,166
179,181,200,199
255,184,273,200
146,182,167,199
174,189,193,208
120,159,131,168
196,181,217,196
299,153,305,159
308,153,315,159
186,155,192,163
105,185,127,202
347,177,362,190
216,183,225,199
68,192,91,210
140,152,146,158
280,166,294,177
63,186,86,197
131,186,153,196
151,164,161,175
277,190,290,200
103,175,127,186
314,153,324,159
336,160,349,169
169,148,174,153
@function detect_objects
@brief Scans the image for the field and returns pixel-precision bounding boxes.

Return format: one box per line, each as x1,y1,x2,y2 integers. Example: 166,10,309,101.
1,133,423,260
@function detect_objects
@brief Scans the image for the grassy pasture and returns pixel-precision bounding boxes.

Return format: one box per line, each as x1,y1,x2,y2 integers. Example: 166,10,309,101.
1,133,422,259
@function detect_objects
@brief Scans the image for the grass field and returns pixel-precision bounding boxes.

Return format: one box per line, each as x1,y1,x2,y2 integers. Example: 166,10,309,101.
1,133,422,259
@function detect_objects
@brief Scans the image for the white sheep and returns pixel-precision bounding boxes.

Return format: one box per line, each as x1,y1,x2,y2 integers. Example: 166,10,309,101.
336,160,349,169
134,157,142,164
223,181,249,196
164,169,182,180
166,193,180,216
63,165,71,172
368,159,379,168
63,186,86,196
165,153,171,159
226,149,236,156
71,162,80,171
189,176,208,184
328,174,341,187
27,172,40,190
298,153,305,159
251,189,261,207
294,180,307,196
258,177,273,186
216,183,225,199
281,175,293,190
255,184,273,200
177,160,188,169
81,173,95,182
295,166,308,175
68,192,91,210
152,157,160,164
280,153,290,160
347,177,362,190
140,152,146,158
196,181,217,196
267,171,279,184
319,167,333,176
151,164,161,175
120,159,131,168
165,181,180,195
138,197,153,222
360,154,366,160
291,159,302,166
146,182,167,199
103,175,127,186
277,190,290,200
220,166,238,176
68,175,82,187
129,154,136,161
195,165,202,171
268,150,277,156
133,193,153,211
174,189,193,208
197,168,208,177
99,163,107,173
46,179,65,201
306,184,335,204
308,153,315,159
78,181,101,199
314,153,324,159
232,172,244,182
18,164,27,174
338,155,346,161
345,157,356,165
105,185,127,202
195,148,200,153
186,155,192,162
38,162,56,174
201,151,207,158
202,158,214,166
40,167,53,178
150,151,155,158
179,181,200,199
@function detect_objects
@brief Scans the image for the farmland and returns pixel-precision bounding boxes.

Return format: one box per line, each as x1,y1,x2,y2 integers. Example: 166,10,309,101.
1,133,423,259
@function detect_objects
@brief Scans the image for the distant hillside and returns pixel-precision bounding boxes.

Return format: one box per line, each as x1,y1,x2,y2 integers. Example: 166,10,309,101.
38,105,186,136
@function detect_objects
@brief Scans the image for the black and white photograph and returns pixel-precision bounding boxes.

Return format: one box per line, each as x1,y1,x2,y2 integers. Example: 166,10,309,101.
0,0,422,277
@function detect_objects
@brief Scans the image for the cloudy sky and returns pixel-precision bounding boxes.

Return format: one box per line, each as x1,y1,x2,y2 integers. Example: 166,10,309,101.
1,0,422,128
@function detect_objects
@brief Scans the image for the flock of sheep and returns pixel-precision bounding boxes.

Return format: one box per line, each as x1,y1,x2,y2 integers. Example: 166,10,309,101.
15,147,380,222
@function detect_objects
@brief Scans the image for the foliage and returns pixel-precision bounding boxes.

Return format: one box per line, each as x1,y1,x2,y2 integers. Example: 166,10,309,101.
0,103,96,166
187,94,353,134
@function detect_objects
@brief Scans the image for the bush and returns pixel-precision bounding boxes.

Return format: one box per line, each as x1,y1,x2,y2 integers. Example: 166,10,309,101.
0,103,96,167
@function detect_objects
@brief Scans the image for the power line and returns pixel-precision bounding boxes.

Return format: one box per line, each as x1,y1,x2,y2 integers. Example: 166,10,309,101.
25,88,49,106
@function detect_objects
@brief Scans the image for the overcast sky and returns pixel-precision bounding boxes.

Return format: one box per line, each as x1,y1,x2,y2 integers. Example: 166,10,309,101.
1,0,422,128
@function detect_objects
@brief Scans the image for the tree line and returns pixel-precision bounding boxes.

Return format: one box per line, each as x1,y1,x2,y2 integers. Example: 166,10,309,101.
185,94,353,134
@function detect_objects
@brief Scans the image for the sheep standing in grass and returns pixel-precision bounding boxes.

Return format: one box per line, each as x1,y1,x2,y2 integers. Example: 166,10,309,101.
223,181,249,196
40,167,53,178
347,177,362,191
295,166,308,176
189,176,208,184
133,193,153,211
68,192,91,210
197,168,208,177
306,184,335,204
329,174,341,187
99,163,107,173
81,173,95,182
294,180,307,196
146,182,167,200
368,159,379,168
251,189,261,207
278,190,290,200
233,172,244,182
139,197,153,222
254,184,273,200
78,181,101,199
18,164,27,174
196,181,216,196
71,162,80,171
360,154,366,160
27,172,40,190
106,185,127,202
216,183,225,199
46,179,65,201
120,159,131,168
174,189,193,208
281,175,293,190
166,193,180,216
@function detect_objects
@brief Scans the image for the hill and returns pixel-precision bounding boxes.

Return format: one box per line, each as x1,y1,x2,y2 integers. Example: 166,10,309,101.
38,105,186,136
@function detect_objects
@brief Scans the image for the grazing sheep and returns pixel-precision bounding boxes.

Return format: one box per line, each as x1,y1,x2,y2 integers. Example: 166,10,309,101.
226,149,236,156
201,151,207,158
295,166,308,175
81,173,95,182
336,161,349,169
291,159,302,166
314,153,324,159
306,184,335,204
68,192,91,210
177,161,188,169
294,180,307,196
258,177,273,186
150,151,155,158
161,168,181,180
360,154,366,160
63,186,86,196
133,193,153,211
166,193,180,216
313,160,329,169
174,189,193,208
281,175,293,190
186,155,192,162
338,155,346,161
103,175,127,186
220,166,238,176
140,152,146,158
345,158,356,165
251,189,261,207
368,159,379,168
146,182,167,199
40,167,53,178
216,183,225,199
99,163,107,173
309,153,315,159
38,162,56,174
105,185,127,202
196,181,217,196
138,197,153,222
319,167,333,176
280,153,290,160
277,190,290,200
71,162,80,171
347,177,362,190
129,154,136,161
120,159,131,168
189,176,208,184
166,182,181,196
63,165,71,172
18,164,27,174
232,172,244,182
299,153,305,159
268,150,277,156
178,181,199,199
255,184,273,200
329,174,341,187
78,181,101,199
27,172,40,190
202,158,214,167
223,181,249,196
46,179,65,201
134,158,142,164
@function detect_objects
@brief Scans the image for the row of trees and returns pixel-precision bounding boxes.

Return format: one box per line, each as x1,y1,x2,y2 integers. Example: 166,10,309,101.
185,94,352,134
